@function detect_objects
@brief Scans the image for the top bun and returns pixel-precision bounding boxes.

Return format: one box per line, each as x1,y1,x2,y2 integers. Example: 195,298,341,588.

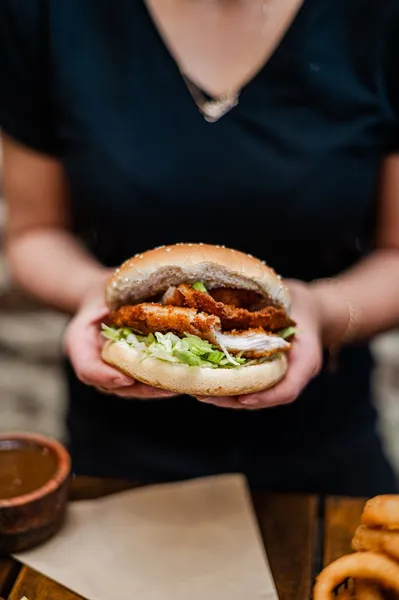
105,243,291,312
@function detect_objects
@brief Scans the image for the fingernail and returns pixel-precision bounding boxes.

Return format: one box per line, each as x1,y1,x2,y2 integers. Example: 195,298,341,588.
240,396,260,406
113,377,135,386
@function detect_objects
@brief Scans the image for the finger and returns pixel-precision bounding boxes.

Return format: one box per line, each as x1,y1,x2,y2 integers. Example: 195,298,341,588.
239,358,320,407
195,396,245,409
65,321,135,389
132,383,178,398
73,347,135,388
78,363,135,389
239,335,322,409
62,305,109,353
82,304,110,324
112,384,179,399
96,386,113,395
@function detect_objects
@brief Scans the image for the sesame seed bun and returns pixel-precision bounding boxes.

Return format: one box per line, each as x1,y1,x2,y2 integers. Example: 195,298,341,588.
105,243,291,312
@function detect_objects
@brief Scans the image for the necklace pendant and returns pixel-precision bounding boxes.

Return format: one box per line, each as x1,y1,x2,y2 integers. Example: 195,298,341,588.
201,94,240,123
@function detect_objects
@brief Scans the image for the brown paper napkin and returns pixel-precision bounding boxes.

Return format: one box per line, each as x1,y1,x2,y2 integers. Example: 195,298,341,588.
14,475,278,600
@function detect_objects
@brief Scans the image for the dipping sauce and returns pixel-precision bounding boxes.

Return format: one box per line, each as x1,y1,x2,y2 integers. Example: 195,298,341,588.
0,445,58,500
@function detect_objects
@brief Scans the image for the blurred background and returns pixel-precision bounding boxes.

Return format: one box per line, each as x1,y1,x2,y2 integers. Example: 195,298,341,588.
1,146,399,476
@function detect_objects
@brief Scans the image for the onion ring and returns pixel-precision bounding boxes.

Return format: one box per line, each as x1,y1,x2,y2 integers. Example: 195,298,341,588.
361,497,399,530
313,552,399,600
353,525,399,562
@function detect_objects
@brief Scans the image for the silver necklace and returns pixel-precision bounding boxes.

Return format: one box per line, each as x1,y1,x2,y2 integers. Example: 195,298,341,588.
164,0,274,122
183,75,240,123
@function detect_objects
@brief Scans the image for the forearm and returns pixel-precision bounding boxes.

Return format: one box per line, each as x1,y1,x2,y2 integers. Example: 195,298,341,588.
310,249,399,347
6,228,110,314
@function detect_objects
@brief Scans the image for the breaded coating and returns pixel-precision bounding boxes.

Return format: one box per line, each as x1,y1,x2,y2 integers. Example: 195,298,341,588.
109,303,220,338
173,285,294,331
210,288,265,308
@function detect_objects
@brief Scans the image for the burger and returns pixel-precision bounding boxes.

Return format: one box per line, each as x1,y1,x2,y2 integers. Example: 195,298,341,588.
101,243,297,396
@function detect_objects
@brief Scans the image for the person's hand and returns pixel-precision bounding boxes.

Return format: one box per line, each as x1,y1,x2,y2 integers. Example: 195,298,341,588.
63,280,178,399
196,280,324,410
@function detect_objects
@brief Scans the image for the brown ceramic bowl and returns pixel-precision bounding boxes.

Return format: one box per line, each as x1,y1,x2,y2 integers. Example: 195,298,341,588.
0,433,71,555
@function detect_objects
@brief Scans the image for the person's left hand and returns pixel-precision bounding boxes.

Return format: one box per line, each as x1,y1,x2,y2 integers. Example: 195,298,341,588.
195,280,324,410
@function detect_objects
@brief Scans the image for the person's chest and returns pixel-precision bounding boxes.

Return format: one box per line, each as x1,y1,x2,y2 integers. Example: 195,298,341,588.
50,0,396,246
143,0,305,97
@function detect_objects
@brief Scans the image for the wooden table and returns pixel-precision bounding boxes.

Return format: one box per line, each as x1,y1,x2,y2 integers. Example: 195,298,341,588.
0,477,365,600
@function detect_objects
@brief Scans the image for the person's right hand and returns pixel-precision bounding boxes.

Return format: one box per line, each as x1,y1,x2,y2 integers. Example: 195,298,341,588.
63,283,178,399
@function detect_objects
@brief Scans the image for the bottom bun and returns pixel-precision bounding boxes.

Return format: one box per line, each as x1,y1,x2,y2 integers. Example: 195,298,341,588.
101,340,288,397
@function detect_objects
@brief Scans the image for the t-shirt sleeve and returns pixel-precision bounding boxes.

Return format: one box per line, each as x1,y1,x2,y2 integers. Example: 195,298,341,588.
0,0,59,155
385,1,399,152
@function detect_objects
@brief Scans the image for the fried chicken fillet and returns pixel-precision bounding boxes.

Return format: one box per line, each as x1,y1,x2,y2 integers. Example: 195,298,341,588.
162,284,294,331
109,300,292,359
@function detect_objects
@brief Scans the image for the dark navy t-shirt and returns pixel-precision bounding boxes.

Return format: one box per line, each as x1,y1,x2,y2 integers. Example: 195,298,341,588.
1,0,399,278
1,0,399,486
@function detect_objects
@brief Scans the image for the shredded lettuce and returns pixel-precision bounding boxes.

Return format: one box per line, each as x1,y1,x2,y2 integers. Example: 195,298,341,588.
101,325,251,369
101,324,122,342
101,310,298,370
277,326,298,339
192,281,209,294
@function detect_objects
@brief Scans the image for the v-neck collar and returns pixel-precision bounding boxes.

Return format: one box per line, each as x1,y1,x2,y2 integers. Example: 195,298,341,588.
141,0,309,100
